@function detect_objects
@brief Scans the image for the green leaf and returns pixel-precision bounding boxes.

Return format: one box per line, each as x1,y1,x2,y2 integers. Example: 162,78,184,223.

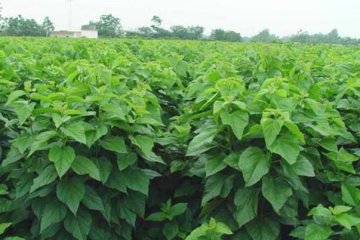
57,178,85,215
261,116,284,146
246,218,280,240
12,102,35,125
40,201,67,232
329,205,352,215
284,121,305,143
85,123,107,147
82,187,105,213
334,213,360,229
205,155,226,177
304,224,331,240
291,155,315,177
60,122,87,145
214,221,233,235
146,212,167,221
6,90,26,104
342,184,360,207
123,169,150,195
163,222,178,240
220,110,249,140
262,176,292,213
186,124,217,156
223,152,240,170
0,222,11,235
99,136,127,154
49,145,76,178
71,156,101,181
201,173,233,206
0,185,8,195
30,165,58,193
238,147,270,186
117,153,137,171
95,158,112,184
170,203,187,218
269,131,300,165
64,209,92,240
234,188,259,227
130,135,154,157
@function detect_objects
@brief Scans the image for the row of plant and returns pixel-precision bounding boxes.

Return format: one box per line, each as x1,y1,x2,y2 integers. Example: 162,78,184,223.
1,38,360,239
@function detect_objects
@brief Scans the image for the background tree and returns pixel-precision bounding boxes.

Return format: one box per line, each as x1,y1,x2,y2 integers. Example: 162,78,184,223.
210,28,242,42
149,15,171,38
0,15,45,36
251,29,279,43
42,16,54,36
151,15,162,28
93,14,122,37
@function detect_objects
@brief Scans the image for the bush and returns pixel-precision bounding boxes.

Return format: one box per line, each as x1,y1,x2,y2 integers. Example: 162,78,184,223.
0,38,360,239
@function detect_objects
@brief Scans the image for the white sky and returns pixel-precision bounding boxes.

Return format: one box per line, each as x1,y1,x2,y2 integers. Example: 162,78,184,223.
1,0,360,38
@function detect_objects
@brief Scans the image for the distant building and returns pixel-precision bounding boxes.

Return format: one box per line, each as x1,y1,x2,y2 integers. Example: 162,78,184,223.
80,25,98,38
50,25,98,39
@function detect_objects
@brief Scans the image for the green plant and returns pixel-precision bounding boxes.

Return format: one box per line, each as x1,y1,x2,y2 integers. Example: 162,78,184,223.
1,38,360,239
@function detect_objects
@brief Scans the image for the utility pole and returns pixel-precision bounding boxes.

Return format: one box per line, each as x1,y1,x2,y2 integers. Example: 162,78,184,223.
0,2,3,18
68,0,74,30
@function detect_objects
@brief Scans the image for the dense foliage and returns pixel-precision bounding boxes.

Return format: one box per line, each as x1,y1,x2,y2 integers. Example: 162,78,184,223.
1,38,360,240
0,15,54,37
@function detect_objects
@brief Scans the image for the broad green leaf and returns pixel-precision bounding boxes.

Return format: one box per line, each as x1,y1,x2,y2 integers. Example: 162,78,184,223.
146,212,167,221
99,136,127,154
205,155,226,177
334,213,360,229
220,110,249,140
85,124,108,147
170,203,187,218
201,173,233,206
246,218,280,240
40,201,67,232
0,185,8,195
0,222,11,235
64,209,92,240
71,156,101,181
6,90,26,104
13,134,33,154
123,169,150,195
12,102,35,125
262,176,292,213
130,135,154,157
186,124,217,156
52,113,70,128
95,158,112,184
238,147,270,186
234,188,259,227
269,131,300,165
117,153,137,171
261,116,284,146
342,184,360,207
290,155,315,177
318,138,337,152
30,165,58,193
57,178,86,215
284,121,305,143
60,122,87,145
304,224,331,240
163,222,178,240
49,145,76,178
223,152,240,170
329,205,352,215
82,187,105,213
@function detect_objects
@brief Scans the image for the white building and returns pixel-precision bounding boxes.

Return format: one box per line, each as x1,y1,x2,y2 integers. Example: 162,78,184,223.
50,25,98,39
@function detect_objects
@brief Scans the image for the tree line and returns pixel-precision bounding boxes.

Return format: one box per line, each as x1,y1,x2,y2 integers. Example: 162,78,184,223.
1,14,359,45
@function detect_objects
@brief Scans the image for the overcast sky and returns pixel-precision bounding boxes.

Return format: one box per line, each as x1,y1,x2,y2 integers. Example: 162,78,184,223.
2,0,360,38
